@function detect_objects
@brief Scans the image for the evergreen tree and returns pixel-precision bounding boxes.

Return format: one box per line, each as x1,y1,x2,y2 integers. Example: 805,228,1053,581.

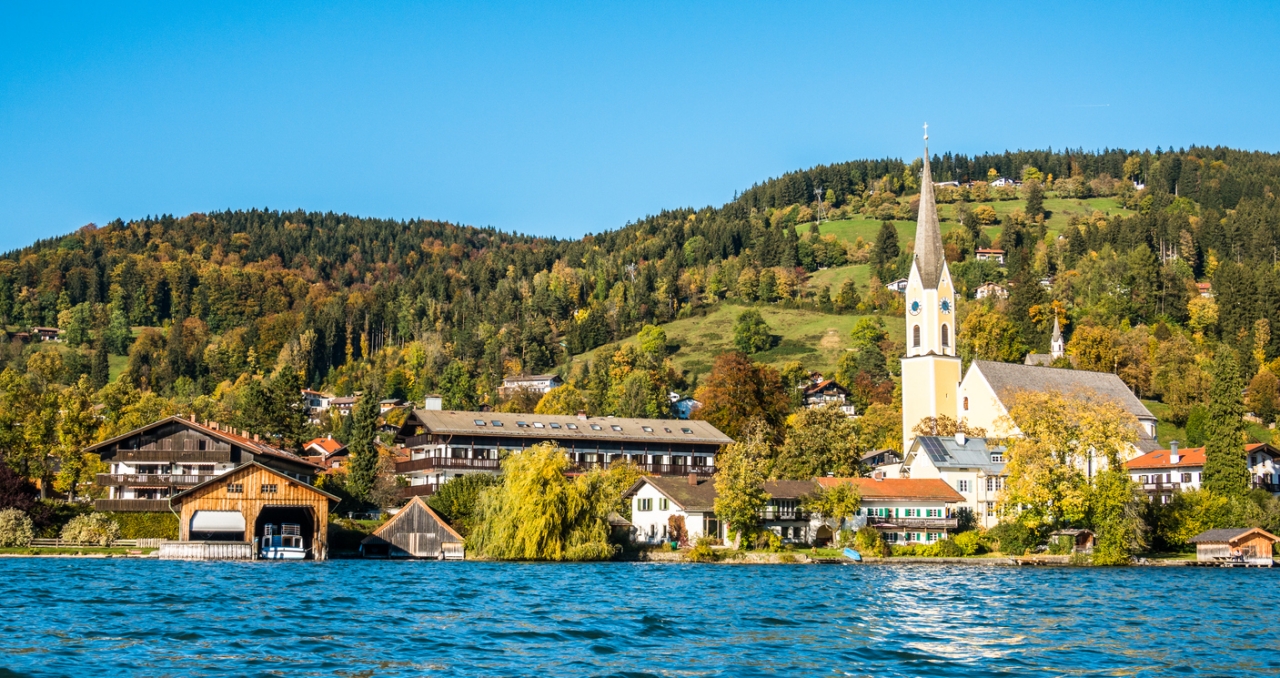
90,342,109,390
1202,348,1249,495
1025,181,1044,219
345,390,381,505
835,279,861,313
871,221,900,280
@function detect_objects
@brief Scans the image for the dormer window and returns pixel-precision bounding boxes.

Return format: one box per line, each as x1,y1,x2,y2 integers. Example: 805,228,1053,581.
473,420,486,426
590,424,602,431
611,425,622,432
991,453,1004,463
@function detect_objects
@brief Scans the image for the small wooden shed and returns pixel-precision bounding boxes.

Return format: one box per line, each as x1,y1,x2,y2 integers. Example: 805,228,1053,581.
1049,529,1095,553
361,496,464,559
1190,528,1279,566
170,462,339,560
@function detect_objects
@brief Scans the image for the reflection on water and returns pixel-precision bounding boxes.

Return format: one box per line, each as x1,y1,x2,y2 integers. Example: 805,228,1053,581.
0,559,1274,677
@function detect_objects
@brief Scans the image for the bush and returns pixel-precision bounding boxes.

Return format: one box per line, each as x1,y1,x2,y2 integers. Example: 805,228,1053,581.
61,513,121,546
0,508,35,547
1048,534,1075,555
103,512,178,539
686,536,720,563
835,529,856,549
988,521,1038,555
931,538,964,557
953,530,988,556
853,526,889,556
891,544,921,557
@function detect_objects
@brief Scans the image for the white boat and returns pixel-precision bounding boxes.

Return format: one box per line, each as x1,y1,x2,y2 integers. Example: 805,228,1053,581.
260,523,306,560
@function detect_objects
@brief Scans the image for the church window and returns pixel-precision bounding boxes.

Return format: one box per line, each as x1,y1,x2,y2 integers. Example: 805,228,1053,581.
941,324,950,348
912,325,921,348
963,396,969,411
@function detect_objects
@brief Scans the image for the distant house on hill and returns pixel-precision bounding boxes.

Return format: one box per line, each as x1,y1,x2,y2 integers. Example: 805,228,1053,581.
330,396,358,417
499,374,563,396
801,379,855,416
885,278,909,293
1197,282,1213,297
974,248,1005,264
975,282,1007,300
303,436,349,470
32,327,61,342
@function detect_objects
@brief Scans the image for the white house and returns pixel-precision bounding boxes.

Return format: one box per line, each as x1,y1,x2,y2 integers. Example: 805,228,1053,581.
899,434,1007,529
885,278,909,293
499,374,563,396
624,475,720,545
974,248,1006,264
1126,441,1280,503
975,282,1008,300
801,380,856,416
820,476,966,545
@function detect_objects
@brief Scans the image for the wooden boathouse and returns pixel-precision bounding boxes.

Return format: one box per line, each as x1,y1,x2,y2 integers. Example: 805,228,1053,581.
167,462,339,560
361,496,464,559
1190,528,1279,567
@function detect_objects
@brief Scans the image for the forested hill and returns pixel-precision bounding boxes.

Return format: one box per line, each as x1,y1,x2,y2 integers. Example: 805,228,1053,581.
3,144,1280,420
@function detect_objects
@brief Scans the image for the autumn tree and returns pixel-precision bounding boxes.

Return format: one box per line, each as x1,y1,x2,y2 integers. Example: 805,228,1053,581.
1202,348,1248,495
772,404,862,479
535,384,587,415
959,305,1028,365
801,481,862,538
1247,368,1280,424
713,423,772,544
693,352,790,441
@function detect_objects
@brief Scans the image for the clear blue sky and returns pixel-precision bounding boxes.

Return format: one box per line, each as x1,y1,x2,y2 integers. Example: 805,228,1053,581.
2,2,1277,251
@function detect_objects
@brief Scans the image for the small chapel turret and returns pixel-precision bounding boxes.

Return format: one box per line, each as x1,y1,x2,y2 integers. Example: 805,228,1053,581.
901,126,963,449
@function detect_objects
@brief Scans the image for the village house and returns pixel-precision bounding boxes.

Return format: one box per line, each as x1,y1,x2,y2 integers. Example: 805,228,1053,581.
974,248,1005,264
668,392,702,420
822,476,965,545
898,434,1008,529
974,282,1007,300
359,496,465,559
1125,441,1280,502
85,415,323,512
300,389,333,422
1190,528,1278,566
302,436,349,470
32,326,61,342
885,278,909,293
167,461,339,561
624,474,719,545
498,374,563,397
330,395,358,417
801,379,855,416
394,410,731,498
1196,282,1213,298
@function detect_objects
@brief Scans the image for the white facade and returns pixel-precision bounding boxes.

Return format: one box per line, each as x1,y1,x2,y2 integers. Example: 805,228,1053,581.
899,436,1007,529
105,460,239,501
628,482,717,544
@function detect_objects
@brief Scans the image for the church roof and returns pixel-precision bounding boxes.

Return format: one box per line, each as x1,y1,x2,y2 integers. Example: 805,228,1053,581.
972,360,1156,422
912,138,947,289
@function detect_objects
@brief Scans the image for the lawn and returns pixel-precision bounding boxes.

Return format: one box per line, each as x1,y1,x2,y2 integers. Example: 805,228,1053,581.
568,303,902,379
1145,398,1275,447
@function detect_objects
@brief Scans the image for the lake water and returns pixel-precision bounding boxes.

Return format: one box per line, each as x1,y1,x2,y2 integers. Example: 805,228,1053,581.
0,559,1274,677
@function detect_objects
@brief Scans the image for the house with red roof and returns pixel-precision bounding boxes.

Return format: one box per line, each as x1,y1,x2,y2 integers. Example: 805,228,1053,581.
818,475,966,546
303,436,349,470
1125,441,1280,503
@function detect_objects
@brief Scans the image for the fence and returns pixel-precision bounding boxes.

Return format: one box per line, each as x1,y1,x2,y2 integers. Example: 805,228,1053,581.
158,541,254,560
28,538,165,548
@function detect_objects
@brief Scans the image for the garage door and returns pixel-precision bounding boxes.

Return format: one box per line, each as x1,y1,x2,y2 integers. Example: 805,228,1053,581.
191,510,246,532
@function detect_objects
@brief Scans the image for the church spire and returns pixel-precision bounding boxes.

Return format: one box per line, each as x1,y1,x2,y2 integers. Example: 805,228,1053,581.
914,124,946,289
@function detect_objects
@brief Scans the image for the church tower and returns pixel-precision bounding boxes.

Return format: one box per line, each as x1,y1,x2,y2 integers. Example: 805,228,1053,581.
901,127,963,449
1050,316,1065,360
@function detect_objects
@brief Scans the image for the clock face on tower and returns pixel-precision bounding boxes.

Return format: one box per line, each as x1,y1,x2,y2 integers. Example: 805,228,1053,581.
940,299,952,314
909,300,921,315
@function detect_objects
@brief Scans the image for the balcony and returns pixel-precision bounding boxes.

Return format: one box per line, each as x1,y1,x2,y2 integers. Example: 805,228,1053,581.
867,516,959,530
94,499,172,512
400,484,441,498
401,434,433,448
97,473,217,487
570,461,715,476
395,457,501,474
1140,482,1181,493
759,508,811,521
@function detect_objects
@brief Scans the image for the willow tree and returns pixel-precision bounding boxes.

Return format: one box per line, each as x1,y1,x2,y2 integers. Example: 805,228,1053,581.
468,444,638,561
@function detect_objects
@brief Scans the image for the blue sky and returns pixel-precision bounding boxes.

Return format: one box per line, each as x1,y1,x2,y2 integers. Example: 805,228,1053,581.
1,2,1277,251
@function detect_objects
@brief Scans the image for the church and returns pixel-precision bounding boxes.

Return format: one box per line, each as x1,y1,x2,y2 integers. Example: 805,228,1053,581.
898,130,1159,456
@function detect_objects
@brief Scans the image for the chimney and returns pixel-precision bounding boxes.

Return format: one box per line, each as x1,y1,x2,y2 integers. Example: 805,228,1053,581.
872,470,885,481
688,473,698,486
189,413,196,423
955,430,966,446
577,410,588,421
1170,440,1180,465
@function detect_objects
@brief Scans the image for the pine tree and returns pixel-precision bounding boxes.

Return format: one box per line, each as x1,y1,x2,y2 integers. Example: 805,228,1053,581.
345,392,381,505
90,342,109,390
1202,348,1249,495
871,221,900,280
1025,181,1045,219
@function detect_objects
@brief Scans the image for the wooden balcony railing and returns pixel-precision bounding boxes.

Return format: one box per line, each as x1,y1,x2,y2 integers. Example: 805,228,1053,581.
112,449,232,463
400,484,442,498
759,508,811,521
400,434,434,448
94,499,172,512
867,516,959,529
96,473,216,487
570,462,715,476
395,457,501,474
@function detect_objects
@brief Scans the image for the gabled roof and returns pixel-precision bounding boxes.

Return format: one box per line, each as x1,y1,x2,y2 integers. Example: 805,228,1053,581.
817,477,964,503
168,462,341,505
304,437,347,457
1190,527,1279,544
625,475,719,512
912,140,947,289
907,436,1007,474
803,379,848,397
971,360,1156,423
83,415,323,470
1127,442,1273,470
368,496,463,543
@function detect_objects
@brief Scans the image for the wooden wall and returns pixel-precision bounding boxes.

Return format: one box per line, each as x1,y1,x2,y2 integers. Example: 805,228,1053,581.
176,465,334,560
369,497,463,558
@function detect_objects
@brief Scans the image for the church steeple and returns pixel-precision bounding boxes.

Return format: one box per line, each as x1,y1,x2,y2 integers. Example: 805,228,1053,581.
1050,316,1065,359
914,126,946,290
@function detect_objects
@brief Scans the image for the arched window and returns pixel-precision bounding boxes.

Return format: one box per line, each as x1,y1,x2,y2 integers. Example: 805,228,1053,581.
912,325,921,348
963,396,969,411
941,324,950,348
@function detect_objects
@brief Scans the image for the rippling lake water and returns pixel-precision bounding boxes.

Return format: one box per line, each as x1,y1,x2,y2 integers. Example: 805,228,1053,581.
0,559,1274,677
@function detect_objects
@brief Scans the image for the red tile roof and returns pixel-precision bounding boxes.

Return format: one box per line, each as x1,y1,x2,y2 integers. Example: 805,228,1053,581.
304,437,347,456
817,477,964,502
1125,443,1270,470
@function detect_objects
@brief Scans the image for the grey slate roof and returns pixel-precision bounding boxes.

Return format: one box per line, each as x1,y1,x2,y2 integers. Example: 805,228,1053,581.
626,476,719,512
405,410,733,446
972,360,1156,422
909,436,1007,474
1190,528,1276,544
912,143,947,289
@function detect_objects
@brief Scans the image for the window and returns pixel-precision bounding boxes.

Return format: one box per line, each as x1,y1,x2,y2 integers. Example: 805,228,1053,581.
550,423,561,429
642,426,653,432
516,421,529,428
567,423,578,430
1181,473,1192,483
990,453,1004,463
963,397,969,411
658,498,669,511
590,424,602,431
681,428,693,434
958,480,970,493
491,420,503,427
941,324,950,348
986,477,995,492
611,425,623,432
533,422,545,428
261,484,278,494
473,420,486,426
986,502,996,517
912,325,921,348
227,483,243,494
637,498,653,511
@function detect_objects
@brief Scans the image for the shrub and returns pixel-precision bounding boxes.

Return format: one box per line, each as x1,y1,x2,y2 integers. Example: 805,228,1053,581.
931,538,964,557
103,512,178,539
835,529,857,549
953,530,988,556
1048,534,1075,555
0,508,35,547
686,536,720,563
890,544,921,557
988,521,1037,555
853,526,889,556
61,513,121,546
